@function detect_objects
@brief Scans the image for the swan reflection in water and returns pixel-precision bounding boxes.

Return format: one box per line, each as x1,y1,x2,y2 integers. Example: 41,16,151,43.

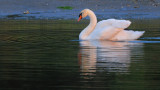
78,40,144,78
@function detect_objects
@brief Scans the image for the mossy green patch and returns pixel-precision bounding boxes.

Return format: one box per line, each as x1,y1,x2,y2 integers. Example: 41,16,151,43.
57,6,73,10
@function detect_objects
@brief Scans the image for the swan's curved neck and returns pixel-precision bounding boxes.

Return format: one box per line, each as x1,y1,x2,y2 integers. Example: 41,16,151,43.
79,10,97,40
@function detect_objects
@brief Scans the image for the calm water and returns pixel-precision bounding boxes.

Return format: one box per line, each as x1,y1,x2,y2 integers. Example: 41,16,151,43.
0,19,160,90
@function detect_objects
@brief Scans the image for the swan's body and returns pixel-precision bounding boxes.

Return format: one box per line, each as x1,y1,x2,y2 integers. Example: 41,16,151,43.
78,9,145,41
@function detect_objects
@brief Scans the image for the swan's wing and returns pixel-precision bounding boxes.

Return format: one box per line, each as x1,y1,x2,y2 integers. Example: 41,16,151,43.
93,19,134,40
88,19,138,40
111,30,145,40
95,19,131,30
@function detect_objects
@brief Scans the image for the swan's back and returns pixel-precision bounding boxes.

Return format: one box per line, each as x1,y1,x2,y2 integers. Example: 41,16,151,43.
95,19,131,30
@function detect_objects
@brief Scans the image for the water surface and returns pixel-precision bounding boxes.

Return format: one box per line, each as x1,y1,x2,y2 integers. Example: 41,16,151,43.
0,19,160,89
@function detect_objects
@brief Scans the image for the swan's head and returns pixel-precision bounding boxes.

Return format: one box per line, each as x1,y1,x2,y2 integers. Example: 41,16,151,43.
78,9,90,21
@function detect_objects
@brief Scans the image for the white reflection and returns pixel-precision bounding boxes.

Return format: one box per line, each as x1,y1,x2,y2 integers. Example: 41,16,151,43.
78,40,143,76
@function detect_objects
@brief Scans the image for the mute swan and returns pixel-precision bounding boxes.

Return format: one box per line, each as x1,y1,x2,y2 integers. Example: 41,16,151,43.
78,9,145,41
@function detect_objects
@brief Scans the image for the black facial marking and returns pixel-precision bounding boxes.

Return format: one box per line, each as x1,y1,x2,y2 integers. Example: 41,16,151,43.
79,13,82,17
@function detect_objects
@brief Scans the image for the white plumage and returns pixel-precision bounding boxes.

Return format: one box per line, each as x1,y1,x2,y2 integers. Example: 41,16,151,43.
78,9,145,41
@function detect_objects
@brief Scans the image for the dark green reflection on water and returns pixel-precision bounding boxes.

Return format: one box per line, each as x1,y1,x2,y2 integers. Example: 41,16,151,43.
0,20,160,89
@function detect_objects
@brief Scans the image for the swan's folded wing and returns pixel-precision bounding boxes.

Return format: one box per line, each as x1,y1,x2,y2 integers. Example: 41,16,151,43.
111,30,145,40
95,19,131,30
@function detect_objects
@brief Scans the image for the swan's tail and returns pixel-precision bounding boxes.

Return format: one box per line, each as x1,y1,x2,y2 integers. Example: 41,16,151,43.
112,30,145,40
129,30,145,40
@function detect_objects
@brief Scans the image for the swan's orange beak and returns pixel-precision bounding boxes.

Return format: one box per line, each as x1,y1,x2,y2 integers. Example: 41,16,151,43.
78,15,82,22
78,13,82,22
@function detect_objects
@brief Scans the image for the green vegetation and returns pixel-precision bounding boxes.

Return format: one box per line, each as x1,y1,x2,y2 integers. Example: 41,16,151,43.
57,6,73,10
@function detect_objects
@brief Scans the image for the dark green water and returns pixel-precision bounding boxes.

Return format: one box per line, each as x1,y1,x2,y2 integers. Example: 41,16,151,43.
0,20,160,90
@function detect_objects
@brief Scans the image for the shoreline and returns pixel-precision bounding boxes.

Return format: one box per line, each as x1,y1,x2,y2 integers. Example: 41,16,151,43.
0,0,160,20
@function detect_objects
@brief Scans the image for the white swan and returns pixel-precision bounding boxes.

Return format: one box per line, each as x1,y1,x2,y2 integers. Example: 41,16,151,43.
78,9,145,41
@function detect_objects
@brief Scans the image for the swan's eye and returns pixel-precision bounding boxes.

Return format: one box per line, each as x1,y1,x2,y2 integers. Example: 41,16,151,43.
79,13,82,18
